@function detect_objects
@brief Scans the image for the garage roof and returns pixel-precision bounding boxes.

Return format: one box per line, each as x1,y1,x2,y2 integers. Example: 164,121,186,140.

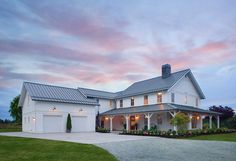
19,82,99,106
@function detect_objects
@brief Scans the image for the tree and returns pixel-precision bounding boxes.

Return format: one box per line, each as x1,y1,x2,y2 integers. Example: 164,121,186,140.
96,111,100,128
170,112,190,131
66,113,72,133
209,105,235,121
9,95,22,122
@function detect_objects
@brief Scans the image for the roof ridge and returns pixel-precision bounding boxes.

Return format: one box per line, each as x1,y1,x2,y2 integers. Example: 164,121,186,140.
78,87,116,94
127,68,190,87
24,81,77,91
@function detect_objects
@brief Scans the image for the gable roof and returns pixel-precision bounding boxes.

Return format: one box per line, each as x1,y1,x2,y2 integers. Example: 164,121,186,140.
78,69,205,99
78,87,117,99
18,82,98,106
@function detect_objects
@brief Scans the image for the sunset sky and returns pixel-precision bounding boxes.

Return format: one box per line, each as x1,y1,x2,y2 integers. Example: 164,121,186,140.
0,0,236,119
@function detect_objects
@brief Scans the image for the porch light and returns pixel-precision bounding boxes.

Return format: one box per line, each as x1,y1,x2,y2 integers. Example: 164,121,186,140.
105,117,109,120
196,116,200,120
158,92,162,95
33,117,36,121
135,115,139,120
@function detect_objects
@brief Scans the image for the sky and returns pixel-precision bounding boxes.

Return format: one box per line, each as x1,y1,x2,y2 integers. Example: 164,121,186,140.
0,0,236,119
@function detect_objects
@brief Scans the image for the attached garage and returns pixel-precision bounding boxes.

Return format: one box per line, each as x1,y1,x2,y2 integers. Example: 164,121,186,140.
43,115,63,133
71,116,88,132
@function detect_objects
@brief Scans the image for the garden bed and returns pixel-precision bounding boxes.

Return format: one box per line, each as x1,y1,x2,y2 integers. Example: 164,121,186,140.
96,127,110,133
120,128,234,138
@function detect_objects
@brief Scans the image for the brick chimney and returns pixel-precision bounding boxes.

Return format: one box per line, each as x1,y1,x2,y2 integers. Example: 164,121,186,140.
162,64,171,78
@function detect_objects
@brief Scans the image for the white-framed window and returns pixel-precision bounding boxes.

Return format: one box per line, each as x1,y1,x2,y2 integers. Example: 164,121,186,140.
157,93,162,103
131,97,134,106
144,95,148,105
185,93,187,104
196,98,198,107
109,100,113,107
120,99,123,108
157,114,162,125
171,93,175,103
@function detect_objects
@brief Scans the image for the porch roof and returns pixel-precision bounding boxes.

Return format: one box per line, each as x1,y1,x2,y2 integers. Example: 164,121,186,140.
100,103,220,116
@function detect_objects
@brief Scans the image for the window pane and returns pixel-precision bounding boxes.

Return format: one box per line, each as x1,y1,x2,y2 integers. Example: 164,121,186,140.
171,93,175,103
157,93,162,103
144,95,148,105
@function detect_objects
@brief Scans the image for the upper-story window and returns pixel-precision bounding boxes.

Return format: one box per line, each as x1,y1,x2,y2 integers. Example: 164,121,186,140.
196,98,198,107
171,93,175,103
120,99,123,108
131,97,134,106
185,93,187,104
109,100,113,107
96,98,99,103
157,92,162,103
144,95,148,105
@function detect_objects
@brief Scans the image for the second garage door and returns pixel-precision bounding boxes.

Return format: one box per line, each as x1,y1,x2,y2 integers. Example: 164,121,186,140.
71,116,88,132
43,115,63,133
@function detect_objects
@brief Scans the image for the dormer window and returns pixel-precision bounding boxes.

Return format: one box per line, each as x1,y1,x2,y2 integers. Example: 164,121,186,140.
120,99,123,108
171,93,175,103
131,97,134,106
157,92,162,103
144,95,148,105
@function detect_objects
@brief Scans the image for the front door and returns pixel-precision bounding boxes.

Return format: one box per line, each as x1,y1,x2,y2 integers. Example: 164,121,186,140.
130,116,136,130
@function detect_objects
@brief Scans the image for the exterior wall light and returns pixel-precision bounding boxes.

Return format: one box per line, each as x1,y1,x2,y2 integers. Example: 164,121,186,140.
135,115,139,120
105,117,109,120
196,116,200,120
33,117,36,121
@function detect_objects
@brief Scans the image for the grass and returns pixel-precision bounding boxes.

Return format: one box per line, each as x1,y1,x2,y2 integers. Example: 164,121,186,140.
186,132,236,142
0,136,117,161
0,128,21,132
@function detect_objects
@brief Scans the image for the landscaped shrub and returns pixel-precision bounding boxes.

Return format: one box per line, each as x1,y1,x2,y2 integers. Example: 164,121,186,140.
96,127,110,133
66,113,72,133
119,128,234,138
170,113,190,131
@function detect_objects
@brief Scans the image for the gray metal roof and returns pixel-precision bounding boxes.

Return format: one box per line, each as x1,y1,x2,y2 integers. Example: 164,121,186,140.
116,69,191,98
100,103,220,116
78,69,205,99
21,82,98,105
78,87,117,99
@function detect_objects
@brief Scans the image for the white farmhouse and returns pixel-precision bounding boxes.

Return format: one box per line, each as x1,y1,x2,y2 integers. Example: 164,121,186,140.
19,64,220,133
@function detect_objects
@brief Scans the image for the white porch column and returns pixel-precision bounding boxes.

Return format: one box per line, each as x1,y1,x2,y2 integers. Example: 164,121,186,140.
188,114,192,130
217,115,220,128
209,115,212,129
200,115,204,130
109,116,114,132
145,113,153,130
169,111,177,131
125,115,129,131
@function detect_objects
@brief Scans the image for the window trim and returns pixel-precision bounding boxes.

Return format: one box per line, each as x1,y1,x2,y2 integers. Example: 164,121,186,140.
171,93,175,103
157,92,162,103
131,97,134,106
120,99,123,108
144,95,148,105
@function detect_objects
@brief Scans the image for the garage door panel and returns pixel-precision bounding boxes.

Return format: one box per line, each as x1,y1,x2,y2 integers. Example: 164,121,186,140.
43,115,63,133
72,116,87,132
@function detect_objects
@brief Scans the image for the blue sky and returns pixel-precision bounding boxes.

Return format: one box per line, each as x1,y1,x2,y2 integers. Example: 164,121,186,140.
0,0,236,119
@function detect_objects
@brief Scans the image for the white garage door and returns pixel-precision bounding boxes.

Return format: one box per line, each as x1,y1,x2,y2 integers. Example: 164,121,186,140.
71,116,88,132
43,115,63,133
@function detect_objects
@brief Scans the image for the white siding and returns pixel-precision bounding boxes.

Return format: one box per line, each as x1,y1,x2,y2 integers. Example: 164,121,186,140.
168,76,201,107
116,92,168,108
97,99,115,114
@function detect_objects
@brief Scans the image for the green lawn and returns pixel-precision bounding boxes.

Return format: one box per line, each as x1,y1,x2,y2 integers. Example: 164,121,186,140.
0,136,117,161
187,132,236,142
0,128,22,132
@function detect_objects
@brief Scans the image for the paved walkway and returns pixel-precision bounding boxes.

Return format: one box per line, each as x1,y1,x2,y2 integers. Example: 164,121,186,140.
1,132,236,161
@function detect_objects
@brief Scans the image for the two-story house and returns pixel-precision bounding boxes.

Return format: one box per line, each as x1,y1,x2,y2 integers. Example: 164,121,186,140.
19,64,220,133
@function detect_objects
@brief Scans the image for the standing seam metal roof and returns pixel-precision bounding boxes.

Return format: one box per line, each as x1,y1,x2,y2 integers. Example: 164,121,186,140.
23,82,98,105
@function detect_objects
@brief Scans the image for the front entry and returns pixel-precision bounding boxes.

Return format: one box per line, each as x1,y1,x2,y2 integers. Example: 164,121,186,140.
130,116,136,130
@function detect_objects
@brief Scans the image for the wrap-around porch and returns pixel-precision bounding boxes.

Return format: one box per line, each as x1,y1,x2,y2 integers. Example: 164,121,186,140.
100,104,220,132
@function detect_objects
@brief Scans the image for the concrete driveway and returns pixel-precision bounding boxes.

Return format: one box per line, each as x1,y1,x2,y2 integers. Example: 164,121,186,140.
97,137,236,161
0,132,152,144
1,132,236,161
